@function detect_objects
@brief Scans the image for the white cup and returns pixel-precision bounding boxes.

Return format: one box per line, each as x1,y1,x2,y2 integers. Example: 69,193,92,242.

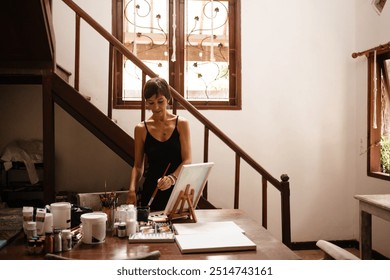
50,202,71,230
80,212,107,244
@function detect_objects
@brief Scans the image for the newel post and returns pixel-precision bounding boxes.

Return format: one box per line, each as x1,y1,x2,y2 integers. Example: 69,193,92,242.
280,174,291,248
42,73,56,204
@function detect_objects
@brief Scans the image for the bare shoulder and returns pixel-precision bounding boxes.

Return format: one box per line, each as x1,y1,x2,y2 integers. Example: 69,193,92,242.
177,115,189,124
177,116,190,131
135,121,146,129
134,122,147,139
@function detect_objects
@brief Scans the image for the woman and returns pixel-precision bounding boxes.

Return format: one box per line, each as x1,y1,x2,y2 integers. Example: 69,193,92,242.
126,77,192,211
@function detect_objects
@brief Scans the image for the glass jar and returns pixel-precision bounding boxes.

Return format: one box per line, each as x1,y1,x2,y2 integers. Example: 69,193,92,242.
44,231,53,253
61,229,72,251
53,228,62,253
117,222,126,238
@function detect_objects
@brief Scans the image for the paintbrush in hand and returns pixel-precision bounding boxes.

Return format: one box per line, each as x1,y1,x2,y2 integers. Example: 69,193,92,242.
147,163,171,207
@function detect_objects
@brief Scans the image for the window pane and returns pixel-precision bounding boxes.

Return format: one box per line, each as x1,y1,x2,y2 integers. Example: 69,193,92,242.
123,0,169,100
382,59,390,137
367,53,390,180
386,59,390,85
117,0,240,109
185,0,230,101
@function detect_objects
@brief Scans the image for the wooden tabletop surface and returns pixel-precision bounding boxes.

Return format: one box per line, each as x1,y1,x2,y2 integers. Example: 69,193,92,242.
0,209,300,260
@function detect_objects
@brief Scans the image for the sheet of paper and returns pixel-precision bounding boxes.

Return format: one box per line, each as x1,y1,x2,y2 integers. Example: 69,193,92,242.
173,221,245,235
174,232,256,254
173,221,256,253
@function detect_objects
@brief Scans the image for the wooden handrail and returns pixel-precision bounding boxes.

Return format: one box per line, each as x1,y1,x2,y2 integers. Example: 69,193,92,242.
62,0,281,188
170,88,283,188
41,0,56,69
61,0,291,247
63,0,156,79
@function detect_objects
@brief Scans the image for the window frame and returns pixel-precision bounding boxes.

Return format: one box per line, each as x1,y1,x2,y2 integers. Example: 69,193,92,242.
111,0,241,110
367,50,390,181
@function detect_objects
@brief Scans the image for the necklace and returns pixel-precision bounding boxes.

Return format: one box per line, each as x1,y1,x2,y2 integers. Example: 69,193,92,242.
157,121,170,137
152,114,173,139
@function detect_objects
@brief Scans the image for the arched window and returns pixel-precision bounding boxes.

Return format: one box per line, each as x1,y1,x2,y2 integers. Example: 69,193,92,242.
112,0,241,110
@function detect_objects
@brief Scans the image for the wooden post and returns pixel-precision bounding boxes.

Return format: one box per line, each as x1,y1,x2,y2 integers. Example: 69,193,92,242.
280,174,291,248
360,210,372,260
42,73,56,204
262,176,267,229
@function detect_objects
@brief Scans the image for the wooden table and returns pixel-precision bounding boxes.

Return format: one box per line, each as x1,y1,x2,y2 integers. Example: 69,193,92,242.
354,194,390,260
0,209,300,260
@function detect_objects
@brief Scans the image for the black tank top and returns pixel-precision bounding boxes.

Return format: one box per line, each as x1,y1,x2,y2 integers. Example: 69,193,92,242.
141,116,182,210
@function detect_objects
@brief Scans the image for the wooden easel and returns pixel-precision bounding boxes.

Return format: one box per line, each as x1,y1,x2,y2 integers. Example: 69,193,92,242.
168,184,197,223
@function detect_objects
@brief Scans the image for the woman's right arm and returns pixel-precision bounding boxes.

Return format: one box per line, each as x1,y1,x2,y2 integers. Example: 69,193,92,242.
127,123,146,204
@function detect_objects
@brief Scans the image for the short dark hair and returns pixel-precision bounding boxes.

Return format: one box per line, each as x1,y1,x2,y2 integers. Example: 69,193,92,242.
143,77,171,101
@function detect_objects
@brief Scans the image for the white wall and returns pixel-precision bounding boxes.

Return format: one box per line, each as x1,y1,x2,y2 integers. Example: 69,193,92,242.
233,1,358,244
0,85,130,193
0,85,43,148
51,0,130,193
1,0,380,256
54,105,130,193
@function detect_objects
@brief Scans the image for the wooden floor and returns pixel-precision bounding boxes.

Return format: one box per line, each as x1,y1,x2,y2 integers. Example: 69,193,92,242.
293,248,360,260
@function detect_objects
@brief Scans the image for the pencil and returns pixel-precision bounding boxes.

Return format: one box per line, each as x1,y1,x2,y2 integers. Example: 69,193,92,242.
147,163,171,207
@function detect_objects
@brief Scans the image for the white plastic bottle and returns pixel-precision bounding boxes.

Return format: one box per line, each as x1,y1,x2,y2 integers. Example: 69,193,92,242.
126,205,137,236
127,205,137,221
26,221,37,240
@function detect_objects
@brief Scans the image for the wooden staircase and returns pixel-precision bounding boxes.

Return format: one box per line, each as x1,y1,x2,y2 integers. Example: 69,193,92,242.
0,0,292,247
0,0,134,204
50,72,134,165
0,0,54,76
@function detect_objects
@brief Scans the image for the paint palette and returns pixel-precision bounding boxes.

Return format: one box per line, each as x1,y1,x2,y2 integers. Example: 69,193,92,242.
128,232,175,243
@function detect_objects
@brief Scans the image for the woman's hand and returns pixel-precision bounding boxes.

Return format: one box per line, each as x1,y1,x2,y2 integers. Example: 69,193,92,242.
157,176,175,191
126,189,137,205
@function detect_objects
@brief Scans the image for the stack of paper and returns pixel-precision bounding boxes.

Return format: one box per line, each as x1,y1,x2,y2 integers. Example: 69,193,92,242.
173,221,256,254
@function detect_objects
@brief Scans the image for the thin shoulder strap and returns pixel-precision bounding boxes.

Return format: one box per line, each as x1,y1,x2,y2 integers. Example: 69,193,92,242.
144,120,150,133
175,116,179,128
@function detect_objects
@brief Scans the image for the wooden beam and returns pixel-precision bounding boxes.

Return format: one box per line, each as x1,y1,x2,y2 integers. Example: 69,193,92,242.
42,73,56,204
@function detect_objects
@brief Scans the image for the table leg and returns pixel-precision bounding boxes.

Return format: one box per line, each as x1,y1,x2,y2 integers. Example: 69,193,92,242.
360,210,372,260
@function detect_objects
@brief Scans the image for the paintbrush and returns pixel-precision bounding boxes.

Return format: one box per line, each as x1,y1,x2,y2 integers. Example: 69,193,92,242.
147,163,171,207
